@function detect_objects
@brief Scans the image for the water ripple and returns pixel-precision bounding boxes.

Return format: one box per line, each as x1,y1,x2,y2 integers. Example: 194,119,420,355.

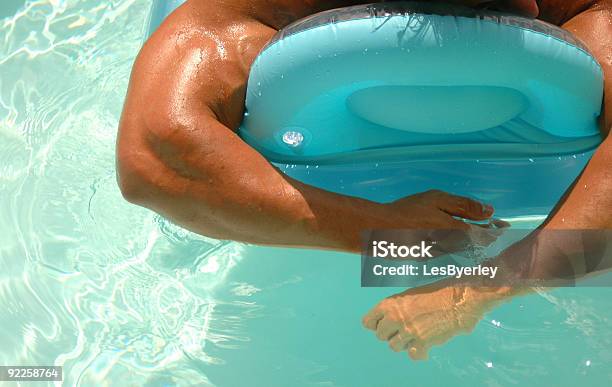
0,1,259,385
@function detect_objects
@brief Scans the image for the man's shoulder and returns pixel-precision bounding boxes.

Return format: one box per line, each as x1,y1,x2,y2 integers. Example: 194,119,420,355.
124,1,278,132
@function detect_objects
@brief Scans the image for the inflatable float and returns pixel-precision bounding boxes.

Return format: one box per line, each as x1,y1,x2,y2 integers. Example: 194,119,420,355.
147,1,603,219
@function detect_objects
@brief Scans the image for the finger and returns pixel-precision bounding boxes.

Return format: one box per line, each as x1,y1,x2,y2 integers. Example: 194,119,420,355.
470,218,509,230
408,342,429,361
434,193,494,221
376,320,399,341
491,218,511,229
362,309,385,330
389,333,414,352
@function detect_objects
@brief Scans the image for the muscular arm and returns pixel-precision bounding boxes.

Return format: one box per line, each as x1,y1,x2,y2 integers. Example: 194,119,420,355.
118,0,375,251
117,0,491,252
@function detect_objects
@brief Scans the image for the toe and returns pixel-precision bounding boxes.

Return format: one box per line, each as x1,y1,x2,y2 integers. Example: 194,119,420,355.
362,308,385,330
376,319,399,341
408,342,429,361
389,332,412,352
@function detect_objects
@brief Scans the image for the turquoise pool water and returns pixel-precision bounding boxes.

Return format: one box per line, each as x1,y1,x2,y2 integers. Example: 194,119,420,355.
1,1,611,386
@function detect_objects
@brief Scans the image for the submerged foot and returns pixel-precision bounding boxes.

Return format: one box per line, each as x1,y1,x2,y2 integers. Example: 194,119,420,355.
362,281,508,360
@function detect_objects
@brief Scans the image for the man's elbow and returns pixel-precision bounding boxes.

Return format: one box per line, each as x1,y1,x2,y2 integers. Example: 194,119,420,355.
115,129,167,207
116,134,190,208
117,175,144,205
116,152,150,205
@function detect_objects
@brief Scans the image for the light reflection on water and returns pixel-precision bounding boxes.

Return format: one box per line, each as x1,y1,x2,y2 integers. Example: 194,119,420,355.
0,1,258,385
1,1,612,386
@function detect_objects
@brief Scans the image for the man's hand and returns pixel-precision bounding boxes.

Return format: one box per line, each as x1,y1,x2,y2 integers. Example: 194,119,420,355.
377,190,507,256
386,190,494,229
